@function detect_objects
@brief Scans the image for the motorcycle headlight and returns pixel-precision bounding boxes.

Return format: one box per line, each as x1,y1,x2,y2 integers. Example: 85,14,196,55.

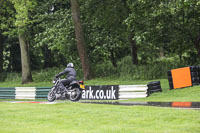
52,80,56,84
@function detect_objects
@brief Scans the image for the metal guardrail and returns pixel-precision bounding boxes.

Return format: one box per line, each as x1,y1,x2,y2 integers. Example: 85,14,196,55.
0,85,149,100
0,88,15,99
119,85,148,100
36,87,51,99
0,87,51,99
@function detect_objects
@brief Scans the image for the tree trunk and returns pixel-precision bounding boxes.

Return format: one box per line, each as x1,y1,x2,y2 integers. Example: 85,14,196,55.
110,50,117,67
159,47,164,57
194,33,200,57
42,46,53,68
0,34,3,73
70,0,92,80
18,33,33,84
129,32,138,65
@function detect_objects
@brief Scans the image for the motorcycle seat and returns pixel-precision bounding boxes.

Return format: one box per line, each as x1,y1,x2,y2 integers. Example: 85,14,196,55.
69,80,77,86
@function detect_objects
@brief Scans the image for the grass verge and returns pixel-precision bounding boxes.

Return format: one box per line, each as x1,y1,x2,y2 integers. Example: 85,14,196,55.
0,101,199,133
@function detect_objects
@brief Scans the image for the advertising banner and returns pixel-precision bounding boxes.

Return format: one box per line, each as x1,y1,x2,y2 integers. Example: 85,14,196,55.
81,85,119,100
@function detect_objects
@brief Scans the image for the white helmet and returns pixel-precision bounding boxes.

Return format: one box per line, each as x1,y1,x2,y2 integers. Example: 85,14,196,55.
67,63,74,68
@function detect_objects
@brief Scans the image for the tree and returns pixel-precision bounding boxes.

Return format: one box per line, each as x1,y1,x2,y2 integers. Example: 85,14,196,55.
12,0,36,84
0,0,5,73
33,0,80,68
185,1,200,58
129,31,138,65
0,0,15,73
79,0,131,67
70,0,92,80
0,34,3,73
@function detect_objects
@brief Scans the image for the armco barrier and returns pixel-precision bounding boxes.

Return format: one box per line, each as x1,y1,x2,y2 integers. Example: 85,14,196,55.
0,87,15,99
0,85,148,100
119,85,148,99
36,87,51,99
15,87,36,99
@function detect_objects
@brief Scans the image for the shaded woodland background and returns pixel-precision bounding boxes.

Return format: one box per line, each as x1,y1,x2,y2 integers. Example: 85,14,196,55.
0,0,200,83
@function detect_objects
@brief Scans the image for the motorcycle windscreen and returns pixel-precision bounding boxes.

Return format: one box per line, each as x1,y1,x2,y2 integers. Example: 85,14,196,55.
171,67,192,89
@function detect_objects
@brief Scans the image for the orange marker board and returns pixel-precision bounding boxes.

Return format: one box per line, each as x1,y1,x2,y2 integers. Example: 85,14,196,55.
171,67,192,89
172,102,191,107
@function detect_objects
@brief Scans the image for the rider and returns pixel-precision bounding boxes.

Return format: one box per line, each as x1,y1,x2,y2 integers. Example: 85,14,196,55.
55,63,77,89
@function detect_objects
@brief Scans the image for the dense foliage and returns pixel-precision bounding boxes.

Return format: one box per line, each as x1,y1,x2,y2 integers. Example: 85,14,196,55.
0,0,200,81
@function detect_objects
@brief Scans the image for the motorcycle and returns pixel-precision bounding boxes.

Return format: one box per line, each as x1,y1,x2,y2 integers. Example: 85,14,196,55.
47,78,85,102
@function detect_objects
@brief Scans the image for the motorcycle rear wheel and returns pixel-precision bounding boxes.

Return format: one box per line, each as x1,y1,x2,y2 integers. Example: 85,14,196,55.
47,90,56,102
69,88,82,102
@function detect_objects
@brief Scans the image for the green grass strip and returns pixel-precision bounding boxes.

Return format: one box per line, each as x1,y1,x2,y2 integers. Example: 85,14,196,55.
0,102,199,133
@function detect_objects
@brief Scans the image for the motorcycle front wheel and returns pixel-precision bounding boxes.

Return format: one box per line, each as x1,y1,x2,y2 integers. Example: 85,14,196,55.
47,90,56,102
70,88,82,102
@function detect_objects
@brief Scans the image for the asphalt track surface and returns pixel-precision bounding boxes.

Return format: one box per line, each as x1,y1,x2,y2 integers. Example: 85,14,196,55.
1,100,200,110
